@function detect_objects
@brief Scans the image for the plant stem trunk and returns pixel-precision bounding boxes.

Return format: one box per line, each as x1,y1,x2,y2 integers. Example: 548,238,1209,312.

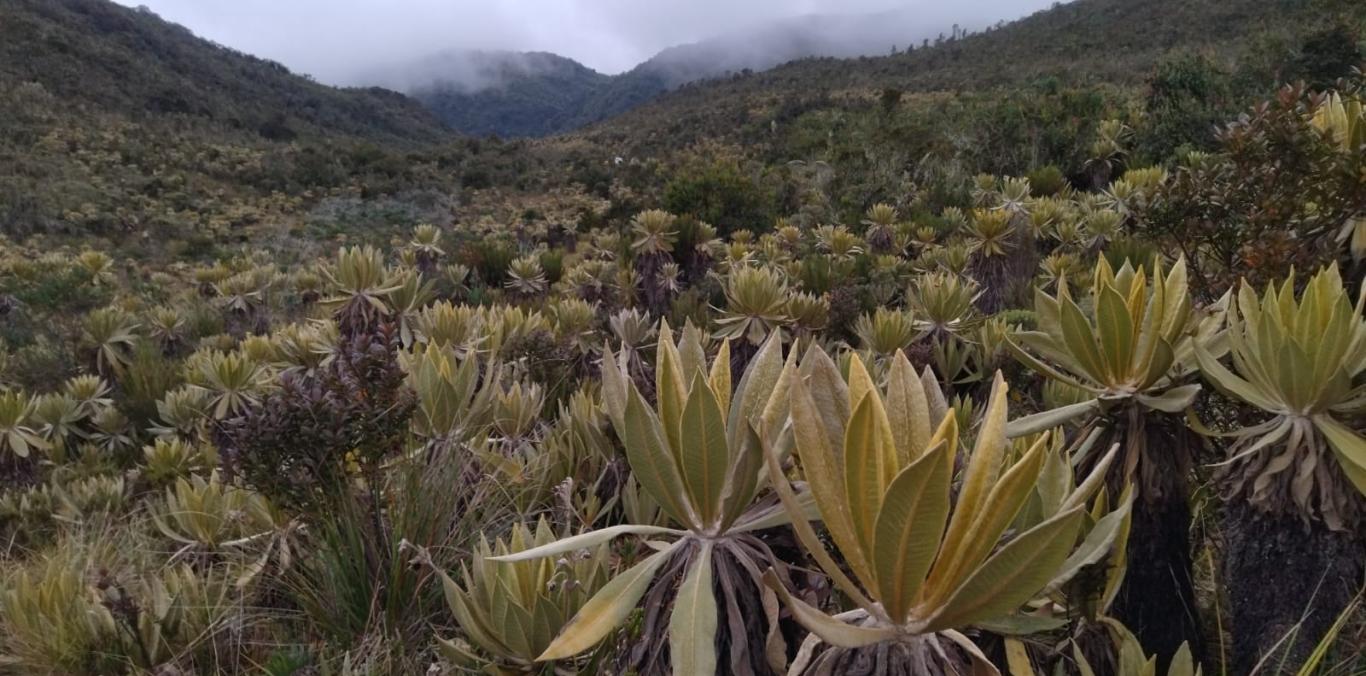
1222,500,1365,675
1110,416,1207,671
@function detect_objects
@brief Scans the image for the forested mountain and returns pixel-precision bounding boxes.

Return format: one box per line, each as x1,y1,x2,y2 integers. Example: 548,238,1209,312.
376,7,979,137
364,51,612,138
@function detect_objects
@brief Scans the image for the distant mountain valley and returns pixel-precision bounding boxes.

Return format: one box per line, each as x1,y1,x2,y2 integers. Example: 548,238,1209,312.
356,8,998,137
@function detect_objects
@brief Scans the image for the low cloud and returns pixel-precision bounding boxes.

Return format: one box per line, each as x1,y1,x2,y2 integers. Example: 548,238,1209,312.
115,0,1060,86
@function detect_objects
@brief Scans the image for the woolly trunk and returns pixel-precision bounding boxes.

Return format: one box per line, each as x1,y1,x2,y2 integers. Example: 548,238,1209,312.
1107,413,1207,671
635,251,674,317
970,253,1013,315
1222,500,1365,674
729,338,762,384
970,213,1037,315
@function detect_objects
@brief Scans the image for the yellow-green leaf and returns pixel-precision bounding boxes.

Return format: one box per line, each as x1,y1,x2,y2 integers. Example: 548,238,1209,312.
925,507,1084,632
717,421,765,532
886,351,932,463
761,427,873,610
539,544,678,660
732,331,787,444
1316,415,1366,495
845,394,887,557
930,372,1009,592
1097,286,1135,381
1060,295,1108,385
800,343,851,452
929,432,1049,603
670,545,718,675
710,339,732,414
873,440,952,622
622,389,696,526
1005,638,1035,676
489,524,681,563
680,373,730,526
656,323,688,457
788,375,876,598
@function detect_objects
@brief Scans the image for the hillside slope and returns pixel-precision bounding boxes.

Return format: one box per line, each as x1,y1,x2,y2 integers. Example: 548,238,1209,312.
0,0,451,145
577,0,1359,154
0,0,539,246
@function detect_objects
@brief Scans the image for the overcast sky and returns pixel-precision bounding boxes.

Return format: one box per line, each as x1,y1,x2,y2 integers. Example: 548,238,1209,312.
113,0,1058,84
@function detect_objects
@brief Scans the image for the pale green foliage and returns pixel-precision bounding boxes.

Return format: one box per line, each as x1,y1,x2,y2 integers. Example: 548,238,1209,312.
1007,256,1226,497
765,348,1122,665
1195,265,1366,529
82,307,139,377
490,325,800,673
30,393,87,460
630,209,678,255
149,385,213,440
1071,619,1201,676
384,268,437,346
0,548,118,674
998,177,1032,213
715,265,790,345
492,380,545,445
142,438,215,485
324,245,395,302
75,250,115,286
608,307,656,349
413,301,485,356
966,208,1014,257
0,390,46,459
787,290,830,334
152,472,272,549
431,519,610,670
1009,256,1220,422
190,351,267,419
815,224,864,258
408,223,445,261
505,255,548,296
146,306,186,350
907,271,981,338
214,269,268,316
270,320,337,374
400,342,496,444
855,308,920,358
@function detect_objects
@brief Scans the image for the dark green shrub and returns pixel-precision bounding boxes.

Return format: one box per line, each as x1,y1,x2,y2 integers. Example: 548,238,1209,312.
663,160,774,235
217,324,414,513
1027,165,1068,196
